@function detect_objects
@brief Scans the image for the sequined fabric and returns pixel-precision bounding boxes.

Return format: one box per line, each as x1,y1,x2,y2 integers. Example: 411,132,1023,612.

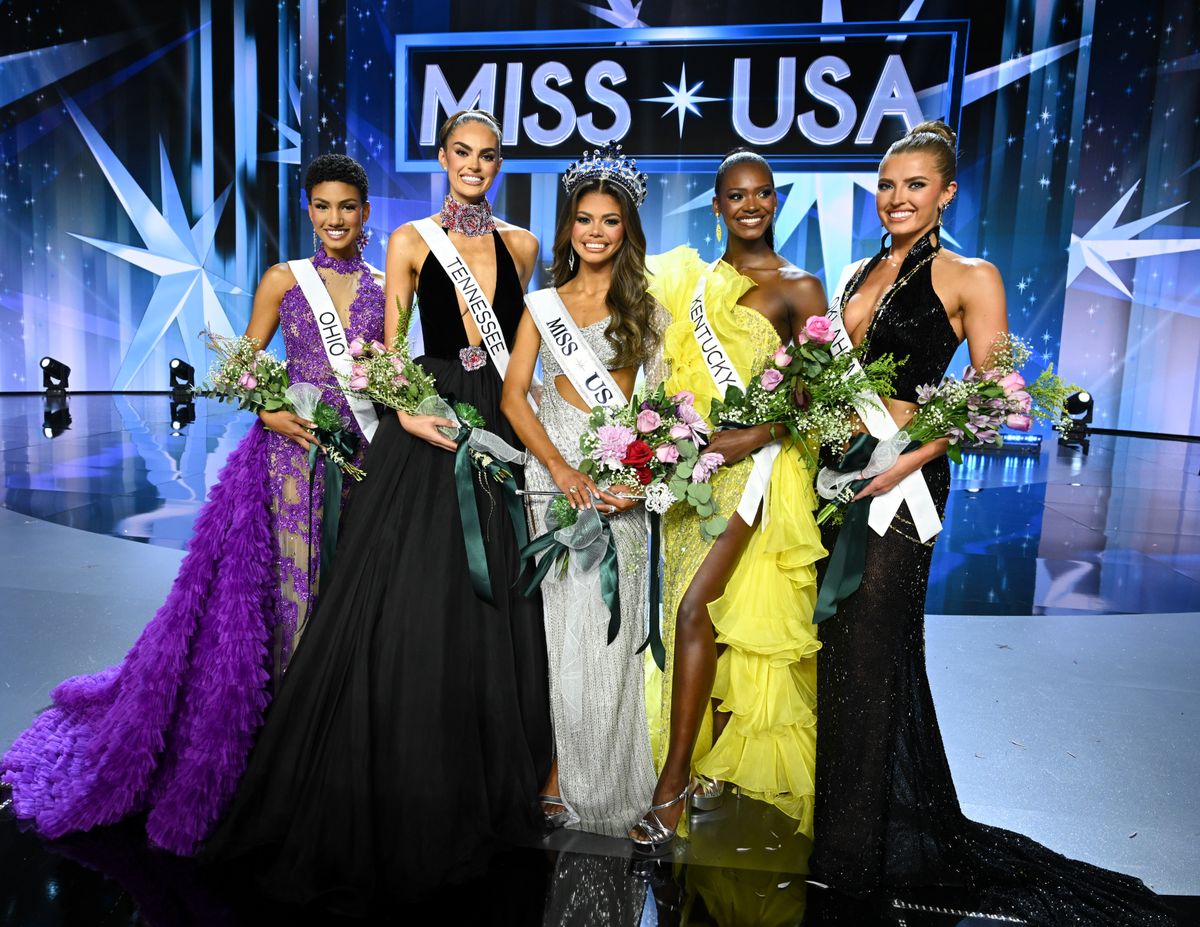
524,313,656,837
813,269,1176,923
268,253,384,668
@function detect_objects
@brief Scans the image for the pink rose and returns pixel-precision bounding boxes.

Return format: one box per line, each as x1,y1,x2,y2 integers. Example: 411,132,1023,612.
804,315,834,344
636,409,662,433
391,374,409,388
370,340,387,355
760,369,785,392
1011,390,1032,414
997,370,1026,394
390,356,407,374
672,390,695,406
348,338,365,358
692,452,724,483
351,363,367,379
773,347,791,368
656,444,680,464
348,375,368,391
237,372,257,390
1006,413,1032,432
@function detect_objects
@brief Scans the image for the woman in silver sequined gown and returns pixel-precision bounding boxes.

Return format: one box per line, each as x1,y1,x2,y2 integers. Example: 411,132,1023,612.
502,169,664,838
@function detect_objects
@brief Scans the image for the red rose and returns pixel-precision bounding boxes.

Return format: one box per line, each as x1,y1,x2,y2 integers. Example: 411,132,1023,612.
622,440,653,467
636,466,653,485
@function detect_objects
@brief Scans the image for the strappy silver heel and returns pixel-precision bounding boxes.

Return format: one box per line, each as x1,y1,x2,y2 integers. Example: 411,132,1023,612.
539,794,581,829
689,774,725,812
630,779,696,853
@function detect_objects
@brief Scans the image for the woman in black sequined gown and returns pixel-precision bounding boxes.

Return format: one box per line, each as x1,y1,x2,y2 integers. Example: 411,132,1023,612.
811,121,1176,925
202,112,552,913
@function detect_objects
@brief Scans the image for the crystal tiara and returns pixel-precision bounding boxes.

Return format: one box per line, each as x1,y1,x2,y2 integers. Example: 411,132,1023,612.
561,142,649,208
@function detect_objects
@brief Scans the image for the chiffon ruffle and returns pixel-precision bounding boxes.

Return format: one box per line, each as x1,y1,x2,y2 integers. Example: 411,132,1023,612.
699,445,824,833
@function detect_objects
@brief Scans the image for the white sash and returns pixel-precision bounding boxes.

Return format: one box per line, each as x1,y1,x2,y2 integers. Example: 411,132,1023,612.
413,217,513,377
527,289,626,410
689,261,779,527
287,259,379,442
826,261,942,542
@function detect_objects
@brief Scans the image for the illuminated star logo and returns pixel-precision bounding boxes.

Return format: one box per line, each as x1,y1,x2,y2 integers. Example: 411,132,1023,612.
643,63,721,137
1066,180,1200,299
63,95,243,388
577,0,647,28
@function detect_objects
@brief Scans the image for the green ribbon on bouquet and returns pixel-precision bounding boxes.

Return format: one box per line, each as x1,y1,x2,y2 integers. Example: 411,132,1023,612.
635,512,666,671
452,424,529,607
813,433,920,623
519,504,622,643
306,425,361,581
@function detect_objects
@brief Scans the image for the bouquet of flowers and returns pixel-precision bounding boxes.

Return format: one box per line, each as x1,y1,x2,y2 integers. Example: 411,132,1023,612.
201,331,364,479
815,333,1076,525
578,383,727,541
709,315,899,466
344,335,439,420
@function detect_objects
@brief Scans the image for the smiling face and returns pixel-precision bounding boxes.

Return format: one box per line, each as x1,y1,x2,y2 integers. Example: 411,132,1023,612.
437,119,502,202
876,151,957,239
307,181,369,256
714,159,776,243
570,190,626,268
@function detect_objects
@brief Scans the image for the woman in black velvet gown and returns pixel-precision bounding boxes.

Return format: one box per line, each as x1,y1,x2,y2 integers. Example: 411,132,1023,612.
811,120,1176,925
202,110,552,913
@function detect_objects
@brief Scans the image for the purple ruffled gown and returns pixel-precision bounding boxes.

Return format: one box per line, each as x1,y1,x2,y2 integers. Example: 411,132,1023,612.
0,249,384,856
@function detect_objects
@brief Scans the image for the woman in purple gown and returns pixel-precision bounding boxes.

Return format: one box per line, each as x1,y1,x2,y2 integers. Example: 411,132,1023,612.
0,154,385,856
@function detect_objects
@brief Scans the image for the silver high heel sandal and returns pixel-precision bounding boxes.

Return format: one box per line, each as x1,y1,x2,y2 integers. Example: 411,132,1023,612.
539,794,581,829
690,774,724,812
630,779,696,853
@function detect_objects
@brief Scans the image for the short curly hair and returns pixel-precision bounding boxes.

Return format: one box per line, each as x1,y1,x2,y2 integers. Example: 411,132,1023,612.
303,153,368,202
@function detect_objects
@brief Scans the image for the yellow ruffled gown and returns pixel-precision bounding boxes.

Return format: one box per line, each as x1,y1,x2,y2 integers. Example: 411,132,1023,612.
645,246,825,837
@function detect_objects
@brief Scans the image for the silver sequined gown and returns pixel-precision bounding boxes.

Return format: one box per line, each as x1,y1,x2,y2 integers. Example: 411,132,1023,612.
524,312,657,838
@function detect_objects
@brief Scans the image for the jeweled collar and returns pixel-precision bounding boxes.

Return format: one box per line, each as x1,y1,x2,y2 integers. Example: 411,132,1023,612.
313,246,367,275
440,194,496,237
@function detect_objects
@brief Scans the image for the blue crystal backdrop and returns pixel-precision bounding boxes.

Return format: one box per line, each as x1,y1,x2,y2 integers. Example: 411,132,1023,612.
1,0,1197,436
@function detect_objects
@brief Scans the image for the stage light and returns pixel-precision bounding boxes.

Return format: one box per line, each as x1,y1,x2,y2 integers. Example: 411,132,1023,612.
170,398,196,433
169,358,195,399
41,395,72,438
1058,389,1094,453
40,356,71,393
1064,390,1093,419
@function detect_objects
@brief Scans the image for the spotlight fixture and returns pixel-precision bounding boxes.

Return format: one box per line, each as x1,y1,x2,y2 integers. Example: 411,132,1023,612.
170,397,196,432
169,358,195,400
1058,389,1094,453
41,395,72,438
40,356,71,393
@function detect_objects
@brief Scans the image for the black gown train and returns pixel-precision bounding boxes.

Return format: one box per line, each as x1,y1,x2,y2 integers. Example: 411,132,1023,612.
811,231,1176,925
202,231,553,912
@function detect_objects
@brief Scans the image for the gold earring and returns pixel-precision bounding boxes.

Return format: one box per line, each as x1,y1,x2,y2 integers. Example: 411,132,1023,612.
715,213,722,244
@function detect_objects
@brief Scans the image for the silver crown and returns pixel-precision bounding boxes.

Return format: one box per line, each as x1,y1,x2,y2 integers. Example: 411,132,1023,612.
561,142,649,208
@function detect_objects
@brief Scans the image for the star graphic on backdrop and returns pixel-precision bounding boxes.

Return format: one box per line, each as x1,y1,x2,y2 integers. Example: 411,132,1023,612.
63,95,243,388
576,0,647,28
642,63,721,137
1066,180,1200,299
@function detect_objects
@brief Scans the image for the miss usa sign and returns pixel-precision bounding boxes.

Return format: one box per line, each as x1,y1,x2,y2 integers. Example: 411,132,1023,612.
394,21,967,173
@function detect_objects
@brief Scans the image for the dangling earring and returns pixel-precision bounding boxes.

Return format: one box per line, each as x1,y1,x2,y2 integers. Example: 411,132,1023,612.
357,227,372,251
714,212,722,244
312,229,320,252
937,203,946,228
568,249,576,272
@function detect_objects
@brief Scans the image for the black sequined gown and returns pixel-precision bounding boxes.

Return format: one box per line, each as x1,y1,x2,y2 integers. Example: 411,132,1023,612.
811,231,1176,925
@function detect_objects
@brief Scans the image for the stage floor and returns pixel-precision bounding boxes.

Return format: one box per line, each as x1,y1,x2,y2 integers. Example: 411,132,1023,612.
1,394,1197,925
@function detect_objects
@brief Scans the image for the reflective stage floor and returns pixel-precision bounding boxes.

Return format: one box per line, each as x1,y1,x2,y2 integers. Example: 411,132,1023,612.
1,395,1197,925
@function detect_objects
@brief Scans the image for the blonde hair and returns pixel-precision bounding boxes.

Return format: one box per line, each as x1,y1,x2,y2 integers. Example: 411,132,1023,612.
882,119,957,186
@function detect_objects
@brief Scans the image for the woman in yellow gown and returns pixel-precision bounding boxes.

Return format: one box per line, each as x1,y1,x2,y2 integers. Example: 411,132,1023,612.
632,150,828,849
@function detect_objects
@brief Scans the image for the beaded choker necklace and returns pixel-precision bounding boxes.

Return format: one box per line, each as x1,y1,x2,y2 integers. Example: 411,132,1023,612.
312,246,366,275
440,195,496,237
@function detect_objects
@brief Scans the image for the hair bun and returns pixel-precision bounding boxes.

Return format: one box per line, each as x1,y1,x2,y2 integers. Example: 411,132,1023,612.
907,119,957,149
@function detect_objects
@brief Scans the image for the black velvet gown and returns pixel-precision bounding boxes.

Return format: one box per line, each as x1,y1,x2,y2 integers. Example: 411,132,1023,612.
811,231,1176,925
203,231,553,914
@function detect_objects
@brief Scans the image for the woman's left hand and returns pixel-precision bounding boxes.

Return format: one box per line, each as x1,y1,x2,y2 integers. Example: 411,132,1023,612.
595,483,641,515
852,451,925,501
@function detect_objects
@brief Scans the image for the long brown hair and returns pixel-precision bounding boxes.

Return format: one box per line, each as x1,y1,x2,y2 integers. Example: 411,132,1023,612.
549,178,659,368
